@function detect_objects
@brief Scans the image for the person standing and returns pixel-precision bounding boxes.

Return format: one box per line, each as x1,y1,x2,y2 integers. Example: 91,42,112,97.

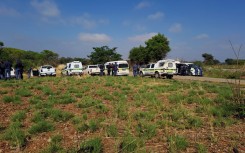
133,63,138,77
99,64,104,76
28,67,32,79
107,63,111,76
113,62,118,76
15,59,24,80
111,63,114,76
0,61,5,79
4,60,12,80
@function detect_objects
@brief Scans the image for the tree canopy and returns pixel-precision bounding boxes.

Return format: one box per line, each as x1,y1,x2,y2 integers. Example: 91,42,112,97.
128,33,171,64
128,45,149,64
87,46,122,64
202,53,220,65
145,33,171,61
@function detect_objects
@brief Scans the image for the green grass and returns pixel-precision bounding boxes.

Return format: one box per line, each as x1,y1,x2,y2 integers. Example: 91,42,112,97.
2,122,26,148
0,76,243,152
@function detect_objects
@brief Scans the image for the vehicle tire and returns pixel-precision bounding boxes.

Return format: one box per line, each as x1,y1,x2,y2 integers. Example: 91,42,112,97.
166,75,173,79
155,72,160,78
139,72,144,77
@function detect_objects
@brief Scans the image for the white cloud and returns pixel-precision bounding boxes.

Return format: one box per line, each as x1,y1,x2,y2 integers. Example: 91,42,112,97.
0,6,20,16
169,23,182,33
78,33,111,43
128,32,157,42
195,33,209,39
148,12,164,20
31,0,60,17
71,14,96,29
70,13,108,29
135,1,150,9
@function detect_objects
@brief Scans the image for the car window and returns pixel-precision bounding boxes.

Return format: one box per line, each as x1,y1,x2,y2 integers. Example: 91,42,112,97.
146,64,150,68
159,62,164,67
168,63,173,67
118,64,128,68
151,64,155,68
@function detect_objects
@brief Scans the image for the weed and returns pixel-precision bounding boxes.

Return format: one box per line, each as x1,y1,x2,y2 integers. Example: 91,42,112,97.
79,137,102,153
76,122,89,133
47,108,74,122
57,94,77,104
2,122,26,148
119,135,140,153
168,93,185,104
136,122,157,139
29,96,43,105
0,90,8,94
28,121,55,135
168,135,188,152
2,95,21,104
196,143,207,153
105,124,118,137
41,134,64,153
41,86,54,96
133,111,155,121
11,110,26,122
187,116,203,128
15,88,32,97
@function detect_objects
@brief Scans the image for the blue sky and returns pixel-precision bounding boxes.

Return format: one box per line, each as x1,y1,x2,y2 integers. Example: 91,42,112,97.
1,0,245,62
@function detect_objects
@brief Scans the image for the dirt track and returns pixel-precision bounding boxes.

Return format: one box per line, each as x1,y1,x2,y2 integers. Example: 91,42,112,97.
173,75,245,85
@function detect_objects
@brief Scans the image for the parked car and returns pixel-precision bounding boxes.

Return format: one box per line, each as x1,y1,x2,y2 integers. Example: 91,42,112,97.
39,65,56,76
61,61,83,76
83,65,100,76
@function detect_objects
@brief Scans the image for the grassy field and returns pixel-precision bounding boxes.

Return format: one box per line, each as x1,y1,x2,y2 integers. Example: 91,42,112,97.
0,76,244,153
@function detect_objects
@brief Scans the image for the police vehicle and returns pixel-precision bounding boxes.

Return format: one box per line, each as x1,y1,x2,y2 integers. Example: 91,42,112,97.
139,59,177,79
61,61,83,76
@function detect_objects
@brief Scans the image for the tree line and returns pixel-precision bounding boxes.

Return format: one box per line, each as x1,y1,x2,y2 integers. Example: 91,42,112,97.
0,33,242,70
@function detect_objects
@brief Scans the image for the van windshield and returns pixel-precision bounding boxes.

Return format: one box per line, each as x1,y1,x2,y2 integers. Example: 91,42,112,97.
118,64,128,68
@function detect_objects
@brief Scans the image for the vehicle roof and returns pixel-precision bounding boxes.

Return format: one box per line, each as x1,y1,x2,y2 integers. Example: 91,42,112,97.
105,60,128,64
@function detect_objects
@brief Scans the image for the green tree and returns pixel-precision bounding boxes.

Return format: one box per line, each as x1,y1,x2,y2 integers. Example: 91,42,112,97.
87,46,122,64
0,41,4,48
145,33,171,61
40,50,59,66
129,45,149,64
202,53,220,65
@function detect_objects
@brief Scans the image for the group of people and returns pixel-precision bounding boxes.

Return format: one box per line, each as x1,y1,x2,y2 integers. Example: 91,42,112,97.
99,62,119,76
0,59,27,80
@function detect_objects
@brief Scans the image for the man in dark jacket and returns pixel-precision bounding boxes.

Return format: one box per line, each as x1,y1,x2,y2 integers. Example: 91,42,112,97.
15,59,24,80
0,61,5,79
4,60,12,80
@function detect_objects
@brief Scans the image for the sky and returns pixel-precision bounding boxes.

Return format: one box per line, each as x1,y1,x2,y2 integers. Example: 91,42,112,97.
1,0,245,62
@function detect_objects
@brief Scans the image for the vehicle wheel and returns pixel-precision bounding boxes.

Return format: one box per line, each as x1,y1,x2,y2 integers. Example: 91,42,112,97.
139,72,144,77
155,72,160,78
166,75,173,79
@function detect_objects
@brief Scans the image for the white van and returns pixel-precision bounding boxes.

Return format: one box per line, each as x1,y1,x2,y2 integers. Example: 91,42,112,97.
104,60,129,76
61,61,83,76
